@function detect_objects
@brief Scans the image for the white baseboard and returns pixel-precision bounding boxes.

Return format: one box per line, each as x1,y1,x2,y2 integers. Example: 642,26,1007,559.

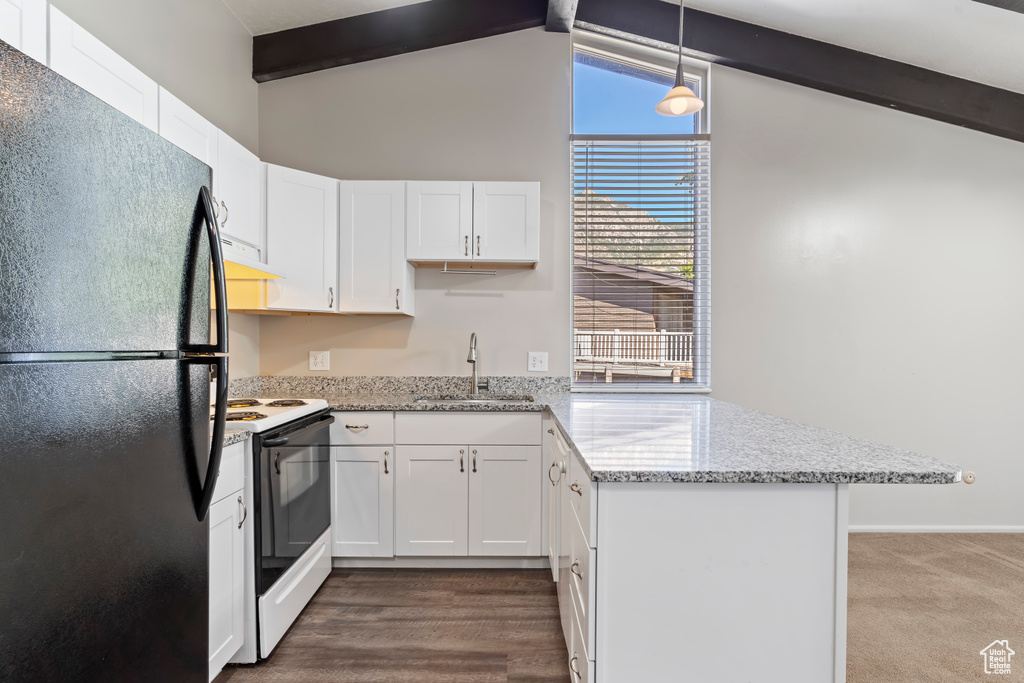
333,556,550,569
849,525,1024,533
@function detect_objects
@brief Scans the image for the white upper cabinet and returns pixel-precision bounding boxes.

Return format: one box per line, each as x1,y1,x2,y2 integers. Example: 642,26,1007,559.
216,132,262,249
406,180,539,264
406,181,473,261
48,7,158,131
158,88,218,169
264,164,339,313
473,182,540,262
338,181,415,315
0,0,47,63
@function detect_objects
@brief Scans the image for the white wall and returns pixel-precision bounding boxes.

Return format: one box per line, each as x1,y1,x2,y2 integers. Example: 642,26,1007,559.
708,66,1024,530
256,28,571,377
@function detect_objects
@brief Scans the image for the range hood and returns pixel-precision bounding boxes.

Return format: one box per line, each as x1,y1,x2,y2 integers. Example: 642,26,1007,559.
221,237,283,280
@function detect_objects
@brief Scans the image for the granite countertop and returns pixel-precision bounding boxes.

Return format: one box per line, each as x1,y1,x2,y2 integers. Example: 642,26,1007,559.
319,391,961,485
222,428,250,447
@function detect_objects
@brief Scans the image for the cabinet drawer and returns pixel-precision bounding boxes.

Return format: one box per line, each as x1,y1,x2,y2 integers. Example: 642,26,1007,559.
569,506,596,657
331,412,395,445
212,441,245,504
568,451,596,548
569,594,591,683
396,412,541,445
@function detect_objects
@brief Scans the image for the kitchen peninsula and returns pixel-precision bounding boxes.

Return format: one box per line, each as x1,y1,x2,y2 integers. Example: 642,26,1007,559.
228,377,961,683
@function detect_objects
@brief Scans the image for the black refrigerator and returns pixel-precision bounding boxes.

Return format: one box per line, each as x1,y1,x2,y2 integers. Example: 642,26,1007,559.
0,41,229,681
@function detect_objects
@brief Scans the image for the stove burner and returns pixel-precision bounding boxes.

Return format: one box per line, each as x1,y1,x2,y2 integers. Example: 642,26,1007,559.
217,411,268,422
227,399,262,408
265,399,307,407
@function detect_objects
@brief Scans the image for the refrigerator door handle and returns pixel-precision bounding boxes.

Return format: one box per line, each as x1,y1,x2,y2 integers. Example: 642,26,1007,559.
185,187,229,355
194,354,228,521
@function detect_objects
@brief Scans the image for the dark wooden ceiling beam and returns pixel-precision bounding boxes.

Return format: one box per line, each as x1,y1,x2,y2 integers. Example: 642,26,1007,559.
253,0,547,83
576,0,1024,144
546,0,580,32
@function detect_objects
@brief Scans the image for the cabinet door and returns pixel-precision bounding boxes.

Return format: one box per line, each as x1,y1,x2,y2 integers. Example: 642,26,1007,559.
395,446,468,556
468,445,541,556
0,0,46,63
557,472,574,651
209,491,245,681
472,182,540,262
331,446,394,557
158,88,218,169
48,8,159,131
548,429,569,581
265,164,339,312
216,132,262,249
338,181,414,314
406,181,472,261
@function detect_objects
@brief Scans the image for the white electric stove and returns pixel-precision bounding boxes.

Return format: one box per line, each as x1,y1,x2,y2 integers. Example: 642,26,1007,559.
214,397,330,433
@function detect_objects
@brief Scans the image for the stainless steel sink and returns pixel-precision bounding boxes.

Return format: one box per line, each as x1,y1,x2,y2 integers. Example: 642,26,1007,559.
412,395,534,404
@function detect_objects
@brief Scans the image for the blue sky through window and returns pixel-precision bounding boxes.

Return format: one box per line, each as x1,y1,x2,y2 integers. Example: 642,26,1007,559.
573,53,695,135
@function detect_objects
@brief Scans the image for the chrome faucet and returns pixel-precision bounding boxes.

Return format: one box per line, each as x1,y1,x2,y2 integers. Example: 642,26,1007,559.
467,333,488,395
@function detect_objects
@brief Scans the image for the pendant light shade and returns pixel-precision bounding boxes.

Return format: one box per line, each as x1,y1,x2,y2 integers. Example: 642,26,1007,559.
656,2,704,117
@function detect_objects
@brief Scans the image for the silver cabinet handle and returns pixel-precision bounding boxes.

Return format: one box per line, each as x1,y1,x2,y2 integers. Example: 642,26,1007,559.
570,482,582,496
395,288,400,310
472,449,477,473
274,452,280,475
220,200,229,226
211,196,220,219
459,449,465,473
237,496,247,529
547,428,555,435
570,656,581,679
476,235,480,256
464,235,468,256
571,561,582,579
384,450,389,475
548,462,561,486
345,424,369,431
328,286,334,308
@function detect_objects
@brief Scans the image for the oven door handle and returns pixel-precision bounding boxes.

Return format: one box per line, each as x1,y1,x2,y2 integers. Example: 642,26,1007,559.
263,436,290,447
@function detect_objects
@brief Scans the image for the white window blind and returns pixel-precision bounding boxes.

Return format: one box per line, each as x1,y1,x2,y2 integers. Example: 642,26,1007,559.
572,135,710,389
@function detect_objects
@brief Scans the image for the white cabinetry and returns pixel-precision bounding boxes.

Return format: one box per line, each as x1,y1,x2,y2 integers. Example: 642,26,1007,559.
394,412,542,557
208,441,247,682
264,164,339,312
406,181,539,264
48,8,158,131
405,181,472,261
216,132,261,249
158,88,218,168
330,412,395,557
0,0,46,63
338,181,414,315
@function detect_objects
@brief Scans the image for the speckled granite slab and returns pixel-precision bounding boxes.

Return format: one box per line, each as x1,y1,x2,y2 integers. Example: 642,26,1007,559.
324,393,548,412
231,375,570,398
221,428,250,447
545,393,962,485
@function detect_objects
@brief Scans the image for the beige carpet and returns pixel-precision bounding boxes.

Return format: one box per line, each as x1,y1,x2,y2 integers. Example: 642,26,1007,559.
847,533,1024,682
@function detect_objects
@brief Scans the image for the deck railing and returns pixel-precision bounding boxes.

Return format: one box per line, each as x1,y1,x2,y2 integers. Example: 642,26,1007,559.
574,329,694,365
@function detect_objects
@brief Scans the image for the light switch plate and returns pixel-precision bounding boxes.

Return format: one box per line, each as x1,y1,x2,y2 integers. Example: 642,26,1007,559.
528,351,548,372
309,351,330,371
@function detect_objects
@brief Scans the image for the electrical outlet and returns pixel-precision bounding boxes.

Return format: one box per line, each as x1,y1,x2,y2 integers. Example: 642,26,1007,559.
309,351,330,371
528,351,548,372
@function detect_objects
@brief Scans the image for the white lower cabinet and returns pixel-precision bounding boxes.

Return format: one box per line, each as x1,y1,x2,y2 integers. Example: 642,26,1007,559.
395,445,469,556
331,446,394,557
468,445,541,556
208,442,247,682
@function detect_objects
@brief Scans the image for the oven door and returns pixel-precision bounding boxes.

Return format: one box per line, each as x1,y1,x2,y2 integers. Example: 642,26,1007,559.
255,411,334,596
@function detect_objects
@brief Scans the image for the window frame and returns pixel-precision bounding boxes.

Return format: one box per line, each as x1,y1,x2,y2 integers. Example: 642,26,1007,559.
570,33,712,394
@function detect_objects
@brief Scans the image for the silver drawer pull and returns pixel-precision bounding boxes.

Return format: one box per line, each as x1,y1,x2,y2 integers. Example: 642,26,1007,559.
476,235,480,256
345,424,369,431
548,462,561,486
384,450,389,474
464,235,469,256
570,482,583,496
472,449,477,473
571,561,582,579
570,655,581,679
459,449,465,473
237,496,247,529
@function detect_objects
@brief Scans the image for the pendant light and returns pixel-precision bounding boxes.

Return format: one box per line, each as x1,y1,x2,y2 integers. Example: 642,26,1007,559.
655,1,704,117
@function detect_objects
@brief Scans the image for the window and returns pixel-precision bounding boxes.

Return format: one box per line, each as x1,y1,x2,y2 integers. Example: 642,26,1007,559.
572,36,710,390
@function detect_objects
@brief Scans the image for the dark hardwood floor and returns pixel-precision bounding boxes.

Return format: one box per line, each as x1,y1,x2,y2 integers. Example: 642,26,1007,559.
216,569,568,683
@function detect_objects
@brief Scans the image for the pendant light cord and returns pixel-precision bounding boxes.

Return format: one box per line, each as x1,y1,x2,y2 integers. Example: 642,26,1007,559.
675,1,685,87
